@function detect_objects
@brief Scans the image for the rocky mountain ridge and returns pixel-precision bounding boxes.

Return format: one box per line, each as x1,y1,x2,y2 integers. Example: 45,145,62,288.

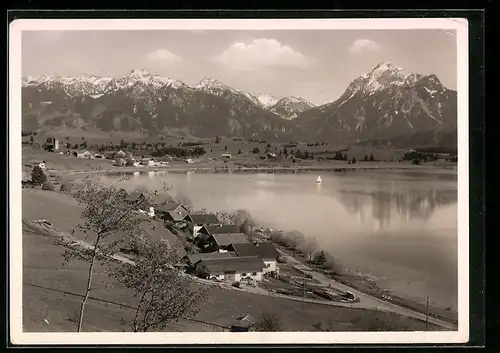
22,62,457,145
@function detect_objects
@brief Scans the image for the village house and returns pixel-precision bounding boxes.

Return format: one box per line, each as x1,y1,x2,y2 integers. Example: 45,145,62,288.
140,157,156,167
184,251,237,269
184,214,221,237
73,150,92,159
198,224,242,237
221,153,232,160
104,151,116,160
156,203,191,222
194,256,267,282
114,158,127,167
115,150,127,159
227,242,280,275
45,137,60,152
201,232,250,253
32,160,46,169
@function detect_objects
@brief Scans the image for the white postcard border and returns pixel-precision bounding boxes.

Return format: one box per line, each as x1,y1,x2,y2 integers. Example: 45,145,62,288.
9,17,470,345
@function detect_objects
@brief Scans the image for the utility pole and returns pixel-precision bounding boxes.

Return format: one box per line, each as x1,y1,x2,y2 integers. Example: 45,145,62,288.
302,275,306,311
426,296,430,331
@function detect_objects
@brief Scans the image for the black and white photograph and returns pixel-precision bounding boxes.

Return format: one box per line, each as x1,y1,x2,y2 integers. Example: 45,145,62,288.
9,17,469,345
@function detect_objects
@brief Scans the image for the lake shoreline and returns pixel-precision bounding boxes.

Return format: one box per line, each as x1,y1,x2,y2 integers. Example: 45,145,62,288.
59,163,458,177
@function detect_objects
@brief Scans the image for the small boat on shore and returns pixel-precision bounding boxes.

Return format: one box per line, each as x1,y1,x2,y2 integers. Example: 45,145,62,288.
316,176,322,183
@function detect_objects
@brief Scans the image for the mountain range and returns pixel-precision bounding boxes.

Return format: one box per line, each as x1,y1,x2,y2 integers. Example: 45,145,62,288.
21,62,457,147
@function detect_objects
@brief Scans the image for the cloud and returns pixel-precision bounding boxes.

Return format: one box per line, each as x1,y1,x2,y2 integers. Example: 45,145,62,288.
349,39,380,55
147,49,181,62
214,38,312,71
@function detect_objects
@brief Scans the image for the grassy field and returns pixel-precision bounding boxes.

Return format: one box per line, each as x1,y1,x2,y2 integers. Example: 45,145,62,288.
20,188,441,332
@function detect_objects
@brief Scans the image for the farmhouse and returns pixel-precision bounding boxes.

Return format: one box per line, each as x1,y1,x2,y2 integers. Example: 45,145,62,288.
185,251,237,268
183,213,220,237
73,150,91,159
140,157,156,167
156,203,190,222
201,232,250,253
194,256,267,282
228,242,280,275
221,153,232,160
198,224,241,237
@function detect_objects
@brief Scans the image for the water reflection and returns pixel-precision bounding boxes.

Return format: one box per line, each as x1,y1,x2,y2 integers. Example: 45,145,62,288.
337,188,457,229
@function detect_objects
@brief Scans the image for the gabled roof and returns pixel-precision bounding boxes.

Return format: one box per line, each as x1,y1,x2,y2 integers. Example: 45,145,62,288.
211,233,249,247
185,214,220,225
199,256,266,275
186,251,237,266
156,202,182,213
230,242,280,261
203,224,241,235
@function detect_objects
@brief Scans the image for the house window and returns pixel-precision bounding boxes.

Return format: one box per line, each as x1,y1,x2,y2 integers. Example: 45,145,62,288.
242,273,247,276
267,263,270,267
252,272,257,276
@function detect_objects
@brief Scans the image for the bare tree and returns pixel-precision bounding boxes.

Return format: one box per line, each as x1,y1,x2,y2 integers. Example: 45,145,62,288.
215,211,236,225
301,238,318,266
253,311,282,332
63,174,152,332
109,238,211,332
233,209,256,235
286,230,305,257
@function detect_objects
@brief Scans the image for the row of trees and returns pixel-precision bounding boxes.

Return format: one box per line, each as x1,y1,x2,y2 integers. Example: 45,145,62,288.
269,230,341,273
150,146,206,158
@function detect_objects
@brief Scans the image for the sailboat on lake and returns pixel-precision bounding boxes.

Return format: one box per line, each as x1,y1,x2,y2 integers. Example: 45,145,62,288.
316,176,322,183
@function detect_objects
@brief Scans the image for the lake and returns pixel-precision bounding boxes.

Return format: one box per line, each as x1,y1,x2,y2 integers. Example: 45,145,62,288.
100,169,458,311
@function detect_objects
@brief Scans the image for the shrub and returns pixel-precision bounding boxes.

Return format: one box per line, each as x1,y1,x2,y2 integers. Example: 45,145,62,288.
253,311,282,332
60,182,73,193
31,166,47,186
42,181,55,191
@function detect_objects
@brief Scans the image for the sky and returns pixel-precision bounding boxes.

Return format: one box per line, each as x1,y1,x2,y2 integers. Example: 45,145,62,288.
22,29,457,105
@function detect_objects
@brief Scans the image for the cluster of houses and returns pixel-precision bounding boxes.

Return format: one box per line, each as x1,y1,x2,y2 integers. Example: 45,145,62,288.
126,190,281,284
50,147,169,168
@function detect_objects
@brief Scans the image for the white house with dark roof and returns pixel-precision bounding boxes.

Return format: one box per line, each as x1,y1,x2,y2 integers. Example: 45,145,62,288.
157,203,190,222
205,232,250,253
185,251,237,268
194,256,267,282
198,224,241,237
183,213,220,237
228,242,280,275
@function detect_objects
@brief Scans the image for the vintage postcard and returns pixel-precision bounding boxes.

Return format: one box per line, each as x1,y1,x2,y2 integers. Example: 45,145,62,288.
9,17,469,345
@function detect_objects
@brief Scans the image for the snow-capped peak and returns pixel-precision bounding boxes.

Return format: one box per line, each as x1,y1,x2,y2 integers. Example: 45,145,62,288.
126,68,153,80
347,61,407,94
270,95,315,120
256,93,279,109
195,77,226,89
195,77,241,96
